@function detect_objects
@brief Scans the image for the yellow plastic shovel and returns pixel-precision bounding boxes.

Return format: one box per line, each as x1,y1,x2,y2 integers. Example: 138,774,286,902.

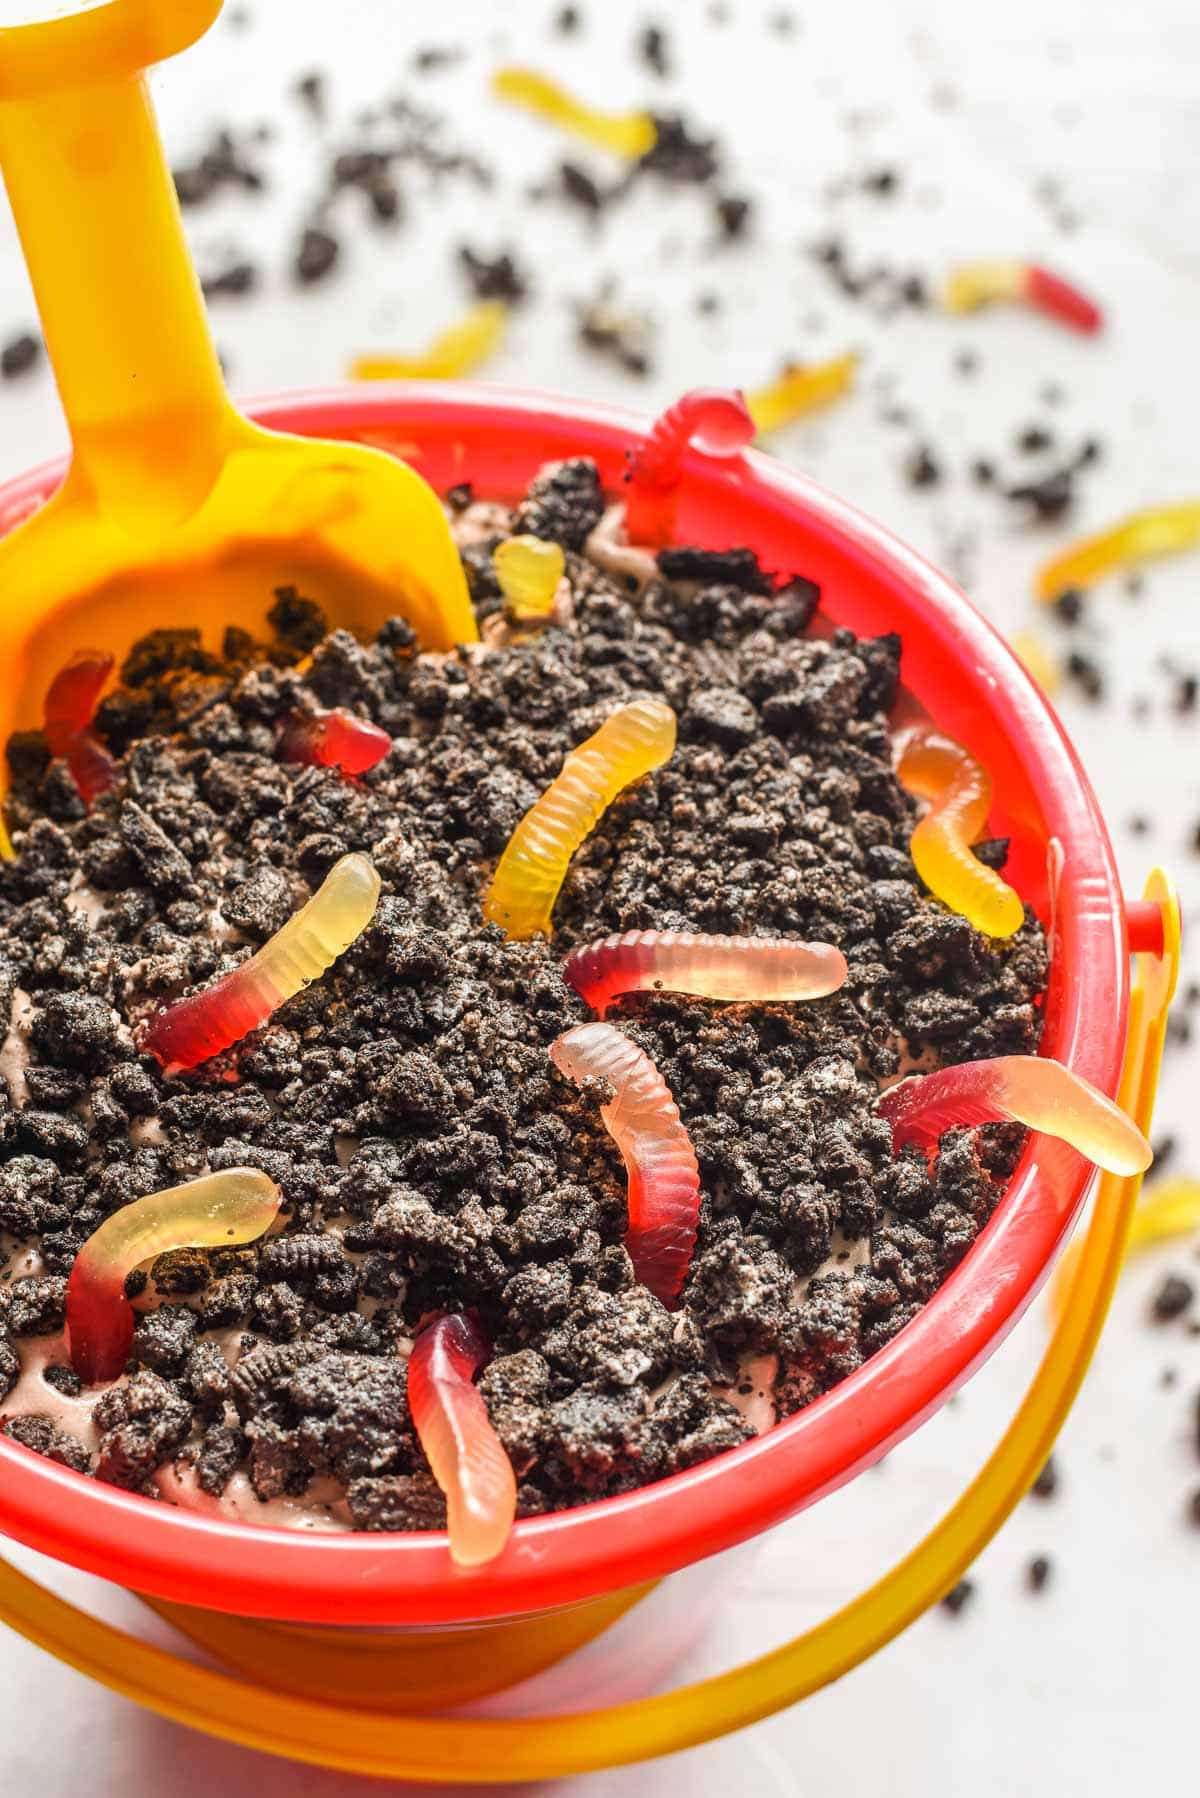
0,0,475,850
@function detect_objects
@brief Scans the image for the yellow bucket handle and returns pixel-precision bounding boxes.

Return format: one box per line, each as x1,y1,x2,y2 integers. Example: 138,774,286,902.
0,869,1180,1783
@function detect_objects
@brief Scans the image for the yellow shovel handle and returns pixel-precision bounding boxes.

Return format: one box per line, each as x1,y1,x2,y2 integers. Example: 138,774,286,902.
0,870,1179,1783
0,1,239,529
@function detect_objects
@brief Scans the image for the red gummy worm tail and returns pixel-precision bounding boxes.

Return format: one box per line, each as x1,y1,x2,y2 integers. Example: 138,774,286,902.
1026,266,1104,334
66,1262,132,1384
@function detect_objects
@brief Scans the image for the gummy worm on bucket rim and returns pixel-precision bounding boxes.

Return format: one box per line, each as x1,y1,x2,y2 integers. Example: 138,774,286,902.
623,389,755,546
895,727,1025,939
550,1021,701,1307
483,699,677,941
406,1312,517,1568
877,1055,1152,1177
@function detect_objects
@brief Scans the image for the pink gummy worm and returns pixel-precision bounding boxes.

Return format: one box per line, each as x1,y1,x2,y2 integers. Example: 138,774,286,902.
563,929,848,1018
550,1021,701,1306
624,388,754,542
406,1312,517,1567
877,1055,1151,1177
1025,265,1103,335
276,708,391,777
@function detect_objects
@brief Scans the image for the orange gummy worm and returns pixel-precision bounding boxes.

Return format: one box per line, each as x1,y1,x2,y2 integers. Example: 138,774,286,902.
493,535,565,618
66,1169,281,1384
550,1022,700,1306
406,1313,517,1568
140,853,381,1072
878,1054,1151,1177
1036,501,1200,600
896,728,1025,939
491,67,657,158
349,301,507,381
563,930,848,1018
483,699,676,941
746,352,857,435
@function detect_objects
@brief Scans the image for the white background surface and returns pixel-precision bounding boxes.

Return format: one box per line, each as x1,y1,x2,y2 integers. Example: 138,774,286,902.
0,1,1197,1793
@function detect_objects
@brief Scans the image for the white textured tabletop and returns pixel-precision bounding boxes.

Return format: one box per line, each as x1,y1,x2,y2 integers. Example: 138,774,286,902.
0,1,1196,1793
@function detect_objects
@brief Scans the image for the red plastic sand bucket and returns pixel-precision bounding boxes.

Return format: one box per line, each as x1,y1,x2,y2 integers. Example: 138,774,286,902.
0,385,1163,1746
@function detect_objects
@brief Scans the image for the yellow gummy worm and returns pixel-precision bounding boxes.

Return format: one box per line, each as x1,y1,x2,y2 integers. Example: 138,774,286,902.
1050,1176,1200,1326
896,729,1025,939
483,699,677,940
1009,631,1060,697
746,353,857,436
350,302,508,381
494,535,565,618
942,260,1027,314
1036,501,1200,601
491,67,657,158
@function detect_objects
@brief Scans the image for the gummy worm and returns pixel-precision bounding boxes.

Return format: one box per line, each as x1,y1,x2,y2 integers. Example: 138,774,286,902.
550,1021,700,1307
895,727,1025,939
1009,631,1060,697
564,929,848,1019
276,708,392,776
493,535,565,619
483,699,676,941
1123,1177,1200,1252
140,852,382,1072
877,1055,1152,1177
43,649,117,808
1050,1176,1200,1328
1035,501,1200,601
623,389,755,547
491,66,657,159
746,352,857,436
349,301,507,381
941,261,1103,334
66,1169,281,1384
406,1312,517,1568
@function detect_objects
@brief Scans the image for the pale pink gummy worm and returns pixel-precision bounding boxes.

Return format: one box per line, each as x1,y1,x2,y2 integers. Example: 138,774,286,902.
877,1054,1152,1177
563,929,848,1018
550,1021,700,1307
406,1312,517,1567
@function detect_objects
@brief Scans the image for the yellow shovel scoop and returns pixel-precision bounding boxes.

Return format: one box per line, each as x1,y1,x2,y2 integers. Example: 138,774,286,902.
0,0,476,852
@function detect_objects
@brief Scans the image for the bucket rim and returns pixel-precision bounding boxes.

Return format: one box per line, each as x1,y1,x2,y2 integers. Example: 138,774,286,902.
0,381,1128,1625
